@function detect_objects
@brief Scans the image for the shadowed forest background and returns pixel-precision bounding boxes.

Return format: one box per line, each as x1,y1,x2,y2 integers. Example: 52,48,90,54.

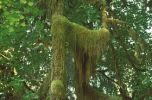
0,0,152,100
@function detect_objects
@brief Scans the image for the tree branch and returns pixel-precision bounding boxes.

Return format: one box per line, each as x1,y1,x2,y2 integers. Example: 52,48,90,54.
97,70,119,86
117,37,147,72
107,17,148,72
110,42,132,99
107,18,149,49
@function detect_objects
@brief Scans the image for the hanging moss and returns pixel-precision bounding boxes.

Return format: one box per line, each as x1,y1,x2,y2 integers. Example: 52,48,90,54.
52,15,110,58
51,15,110,99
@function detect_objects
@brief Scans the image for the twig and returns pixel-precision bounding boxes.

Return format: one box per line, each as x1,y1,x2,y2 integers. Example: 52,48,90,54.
0,53,10,60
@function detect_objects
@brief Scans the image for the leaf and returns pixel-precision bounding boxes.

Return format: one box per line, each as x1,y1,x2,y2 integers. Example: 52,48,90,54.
20,0,27,4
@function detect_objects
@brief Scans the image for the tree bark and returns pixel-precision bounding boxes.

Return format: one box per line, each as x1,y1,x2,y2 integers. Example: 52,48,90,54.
39,0,66,100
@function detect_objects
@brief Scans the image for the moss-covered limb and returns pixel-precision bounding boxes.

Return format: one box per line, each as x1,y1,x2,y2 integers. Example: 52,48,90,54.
52,15,110,58
52,15,110,63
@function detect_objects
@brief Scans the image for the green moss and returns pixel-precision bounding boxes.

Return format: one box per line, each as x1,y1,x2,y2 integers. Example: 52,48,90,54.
51,15,110,98
51,15,67,82
51,15,110,80
52,15,110,58
50,80,65,96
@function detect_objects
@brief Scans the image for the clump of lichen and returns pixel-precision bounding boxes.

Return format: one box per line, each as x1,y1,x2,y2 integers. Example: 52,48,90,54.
50,80,65,96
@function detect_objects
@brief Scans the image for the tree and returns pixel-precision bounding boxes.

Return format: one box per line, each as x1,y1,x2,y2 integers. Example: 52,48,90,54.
0,0,152,100
39,0,152,100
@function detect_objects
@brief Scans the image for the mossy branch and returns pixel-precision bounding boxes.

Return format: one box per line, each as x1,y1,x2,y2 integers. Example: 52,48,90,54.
51,15,110,58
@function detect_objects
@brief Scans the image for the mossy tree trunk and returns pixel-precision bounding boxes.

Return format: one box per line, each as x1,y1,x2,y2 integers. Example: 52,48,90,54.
49,0,67,100
39,0,66,100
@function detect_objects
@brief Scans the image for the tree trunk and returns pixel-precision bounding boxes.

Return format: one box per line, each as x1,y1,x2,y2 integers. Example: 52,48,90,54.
39,0,66,100
47,0,64,19
49,0,66,100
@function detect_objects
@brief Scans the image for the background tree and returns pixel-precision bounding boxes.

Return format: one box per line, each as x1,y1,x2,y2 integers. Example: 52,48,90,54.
0,0,152,100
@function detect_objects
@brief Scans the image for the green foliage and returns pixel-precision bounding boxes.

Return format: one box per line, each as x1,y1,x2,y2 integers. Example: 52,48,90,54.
0,0,51,99
10,77,24,93
0,0,152,99
64,0,101,29
23,91,38,100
